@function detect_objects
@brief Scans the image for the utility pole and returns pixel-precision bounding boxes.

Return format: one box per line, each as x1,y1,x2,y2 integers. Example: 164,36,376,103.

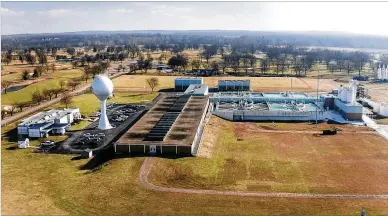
316,69,320,127
290,70,293,93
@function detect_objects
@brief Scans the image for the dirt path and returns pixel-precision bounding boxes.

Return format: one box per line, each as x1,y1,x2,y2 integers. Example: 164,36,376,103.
139,157,388,199
253,129,377,135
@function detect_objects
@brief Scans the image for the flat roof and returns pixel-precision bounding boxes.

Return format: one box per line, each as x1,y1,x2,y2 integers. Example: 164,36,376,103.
116,95,209,146
28,122,52,129
184,84,208,95
175,77,203,80
219,79,250,82
19,108,79,126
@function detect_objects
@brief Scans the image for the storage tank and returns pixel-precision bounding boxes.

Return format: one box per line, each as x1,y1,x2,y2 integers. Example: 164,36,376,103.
340,87,347,102
377,66,382,79
373,102,381,113
346,91,353,103
175,77,203,91
338,87,343,101
379,104,388,117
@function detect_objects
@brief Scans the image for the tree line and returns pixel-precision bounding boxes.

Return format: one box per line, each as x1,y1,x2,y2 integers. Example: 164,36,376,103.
3,31,388,51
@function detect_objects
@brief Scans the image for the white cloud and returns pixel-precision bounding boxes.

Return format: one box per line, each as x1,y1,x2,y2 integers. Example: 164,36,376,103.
109,8,133,14
37,9,71,17
151,4,191,16
1,7,25,16
1,7,9,12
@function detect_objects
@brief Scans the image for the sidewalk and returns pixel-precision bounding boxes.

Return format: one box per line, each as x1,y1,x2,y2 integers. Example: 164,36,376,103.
363,114,388,140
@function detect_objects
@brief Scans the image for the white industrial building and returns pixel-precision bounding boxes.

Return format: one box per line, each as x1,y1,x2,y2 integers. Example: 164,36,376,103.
377,65,388,80
210,80,365,122
17,108,81,138
359,98,388,117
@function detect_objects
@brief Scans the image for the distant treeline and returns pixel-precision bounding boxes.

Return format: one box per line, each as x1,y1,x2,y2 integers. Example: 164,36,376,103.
2,30,388,51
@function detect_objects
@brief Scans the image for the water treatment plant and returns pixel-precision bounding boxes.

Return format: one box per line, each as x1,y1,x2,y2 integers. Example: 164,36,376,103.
15,76,388,157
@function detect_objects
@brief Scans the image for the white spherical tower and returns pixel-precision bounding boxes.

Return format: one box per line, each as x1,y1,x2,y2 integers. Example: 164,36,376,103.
91,75,114,130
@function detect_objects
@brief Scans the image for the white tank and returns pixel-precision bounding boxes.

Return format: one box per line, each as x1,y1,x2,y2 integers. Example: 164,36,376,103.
379,105,388,117
346,90,353,103
338,87,344,101
385,67,388,79
91,75,114,130
341,88,348,102
373,102,381,113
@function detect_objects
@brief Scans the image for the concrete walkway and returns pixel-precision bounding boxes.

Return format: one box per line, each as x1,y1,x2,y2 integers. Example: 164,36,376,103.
139,157,388,199
1,71,128,127
363,114,388,140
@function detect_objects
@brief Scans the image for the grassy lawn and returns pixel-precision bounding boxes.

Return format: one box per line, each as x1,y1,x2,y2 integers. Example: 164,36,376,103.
70,120,91,130
149,116,388,195
2,68,85,105
2,117,388,215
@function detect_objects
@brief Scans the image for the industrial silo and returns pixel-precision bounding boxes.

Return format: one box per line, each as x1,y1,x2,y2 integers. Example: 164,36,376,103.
379,104,388,117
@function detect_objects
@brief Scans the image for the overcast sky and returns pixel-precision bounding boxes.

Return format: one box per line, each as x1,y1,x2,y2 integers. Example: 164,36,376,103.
1,1,388,36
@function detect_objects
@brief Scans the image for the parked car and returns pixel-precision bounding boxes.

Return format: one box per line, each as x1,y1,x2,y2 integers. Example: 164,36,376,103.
83,133,91,137
40,140,55,146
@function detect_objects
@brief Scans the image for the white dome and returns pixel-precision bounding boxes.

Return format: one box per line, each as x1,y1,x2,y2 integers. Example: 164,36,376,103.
91,75,114,101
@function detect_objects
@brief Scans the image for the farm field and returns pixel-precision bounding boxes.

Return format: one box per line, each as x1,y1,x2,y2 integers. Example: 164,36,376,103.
3,117,388,215
149,116,388,195
113,75,339,92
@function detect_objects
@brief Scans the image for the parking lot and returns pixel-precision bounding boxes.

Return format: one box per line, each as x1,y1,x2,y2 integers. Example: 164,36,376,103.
58,103,148,154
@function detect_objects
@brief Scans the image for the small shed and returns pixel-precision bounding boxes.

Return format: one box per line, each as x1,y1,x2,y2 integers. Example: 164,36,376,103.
18,138,29,149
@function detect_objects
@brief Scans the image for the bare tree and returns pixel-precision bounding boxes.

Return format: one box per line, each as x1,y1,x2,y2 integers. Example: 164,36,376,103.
191,59,201,71
15,101,30,112
1,109,7,119
1,81,12,94
32,90,44,104
43,89,55,100
72,61,79,69
52,88,65,98
59,80,67,90
210,61,219,75
60,92,73,108
146,77,159,93
50,63,56,73
67,80,81,91
8,105,17,116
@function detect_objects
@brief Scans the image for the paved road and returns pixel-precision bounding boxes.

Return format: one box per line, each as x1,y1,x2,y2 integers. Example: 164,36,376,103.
139,157,388,199
1,71,127,127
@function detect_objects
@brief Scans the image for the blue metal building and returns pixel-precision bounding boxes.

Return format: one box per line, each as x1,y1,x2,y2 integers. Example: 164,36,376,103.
218,80,250,91
174,77,203,91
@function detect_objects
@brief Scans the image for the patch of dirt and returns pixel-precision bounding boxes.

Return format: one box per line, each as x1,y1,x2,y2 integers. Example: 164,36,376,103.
197,116,219,158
